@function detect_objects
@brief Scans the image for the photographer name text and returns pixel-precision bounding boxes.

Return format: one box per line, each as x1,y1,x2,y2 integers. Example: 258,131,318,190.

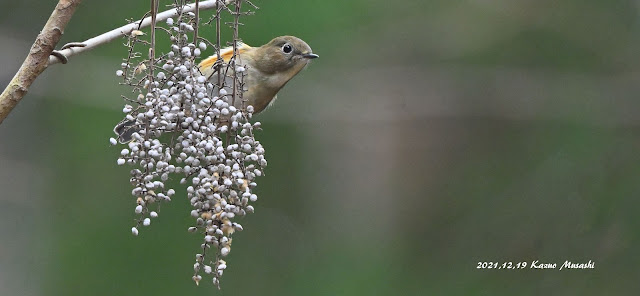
476,260,595,270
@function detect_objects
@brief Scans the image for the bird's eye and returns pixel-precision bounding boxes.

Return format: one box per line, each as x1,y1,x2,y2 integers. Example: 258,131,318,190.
282,44,293,54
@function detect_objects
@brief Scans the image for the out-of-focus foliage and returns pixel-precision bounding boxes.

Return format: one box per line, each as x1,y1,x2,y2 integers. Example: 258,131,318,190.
1,0,639,295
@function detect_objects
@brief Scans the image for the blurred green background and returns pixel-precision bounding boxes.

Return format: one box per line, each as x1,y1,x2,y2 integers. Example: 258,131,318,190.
2,0,640,295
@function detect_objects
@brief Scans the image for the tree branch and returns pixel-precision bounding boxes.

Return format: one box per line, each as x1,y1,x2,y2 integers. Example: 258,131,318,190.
0,0,83,124
47,0,231,66
0,0,230,125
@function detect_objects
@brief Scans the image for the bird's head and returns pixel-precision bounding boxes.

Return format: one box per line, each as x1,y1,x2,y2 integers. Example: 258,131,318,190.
252,36,318,75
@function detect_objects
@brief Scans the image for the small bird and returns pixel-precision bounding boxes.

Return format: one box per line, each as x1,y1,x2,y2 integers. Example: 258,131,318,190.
114,36,318,142
199,35,318,113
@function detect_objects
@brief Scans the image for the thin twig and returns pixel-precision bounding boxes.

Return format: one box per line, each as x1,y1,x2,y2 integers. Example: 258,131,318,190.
215,0,224,88
148,0,157,85
231,0,242,107
193,0,200,44
47,0,232,66
59,42,87,50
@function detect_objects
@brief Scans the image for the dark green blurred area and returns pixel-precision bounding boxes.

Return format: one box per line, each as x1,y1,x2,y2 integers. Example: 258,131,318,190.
1,0,640,295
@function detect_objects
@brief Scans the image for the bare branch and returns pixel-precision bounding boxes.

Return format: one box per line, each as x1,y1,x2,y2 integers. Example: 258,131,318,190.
0,0,83,124
193,0,200,44
0,0,231,125
48,0,231,66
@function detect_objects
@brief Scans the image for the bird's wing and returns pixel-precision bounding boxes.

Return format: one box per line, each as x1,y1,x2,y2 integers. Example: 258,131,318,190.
198,42,252,74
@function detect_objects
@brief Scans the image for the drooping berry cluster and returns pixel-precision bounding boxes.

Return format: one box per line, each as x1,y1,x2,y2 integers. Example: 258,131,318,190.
110,1,262,288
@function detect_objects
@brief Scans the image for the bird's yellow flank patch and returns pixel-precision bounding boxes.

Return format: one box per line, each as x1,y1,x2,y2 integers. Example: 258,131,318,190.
198,43,252,71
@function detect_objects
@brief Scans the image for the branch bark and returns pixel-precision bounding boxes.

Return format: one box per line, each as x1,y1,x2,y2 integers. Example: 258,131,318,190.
0,0,83,124
0,0,230,125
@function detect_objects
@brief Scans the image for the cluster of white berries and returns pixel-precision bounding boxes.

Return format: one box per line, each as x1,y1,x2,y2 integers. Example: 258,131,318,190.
111,10,265,288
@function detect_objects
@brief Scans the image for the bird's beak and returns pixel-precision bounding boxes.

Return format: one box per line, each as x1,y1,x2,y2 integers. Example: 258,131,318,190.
302,53,319,59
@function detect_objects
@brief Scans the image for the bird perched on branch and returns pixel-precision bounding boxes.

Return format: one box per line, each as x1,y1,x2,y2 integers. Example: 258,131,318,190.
114,35,318,143
199,35,318,113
